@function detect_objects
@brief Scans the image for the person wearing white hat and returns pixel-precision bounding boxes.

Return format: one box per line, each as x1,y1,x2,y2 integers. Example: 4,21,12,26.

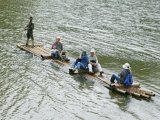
88,48,104,76
110,63,132,84
122,63,131,70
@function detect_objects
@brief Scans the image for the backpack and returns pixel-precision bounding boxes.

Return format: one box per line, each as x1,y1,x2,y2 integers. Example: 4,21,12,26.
124,73,133,86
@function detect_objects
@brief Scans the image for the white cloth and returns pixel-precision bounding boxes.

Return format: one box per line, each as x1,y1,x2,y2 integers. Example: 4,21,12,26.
88,63,102,72
88,64,93,72
88,55,102,72
50,49,58,54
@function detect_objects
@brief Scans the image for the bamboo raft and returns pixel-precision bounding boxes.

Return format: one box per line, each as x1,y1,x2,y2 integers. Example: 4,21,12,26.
69,69,155,99
17,43,155,99
17,43,49,57
97,76,155,99
17,43,69,65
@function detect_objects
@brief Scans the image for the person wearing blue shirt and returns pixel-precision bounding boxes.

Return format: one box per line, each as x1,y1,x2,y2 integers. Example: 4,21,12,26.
71,51,89,71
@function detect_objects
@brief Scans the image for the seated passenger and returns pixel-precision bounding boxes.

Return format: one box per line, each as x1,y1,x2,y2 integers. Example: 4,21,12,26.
71,51,89,71
50,44,59,58
110,63,133,86
50,36,69,61
88,48,104,76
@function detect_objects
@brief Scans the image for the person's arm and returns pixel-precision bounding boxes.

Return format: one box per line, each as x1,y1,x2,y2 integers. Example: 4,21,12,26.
90,61,96,66
24,22,30,30
31,23,34,30
119,69,127,82
87,56,89,64
89,56,97,66
24,24,28,30
78,53,82,59
95,55,98,63
119,70,124,77
61,43,63,51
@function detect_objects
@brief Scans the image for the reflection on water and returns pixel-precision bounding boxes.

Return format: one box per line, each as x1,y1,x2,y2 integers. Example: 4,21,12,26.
0,0,160,120
109,91,131,111
73,75,95,90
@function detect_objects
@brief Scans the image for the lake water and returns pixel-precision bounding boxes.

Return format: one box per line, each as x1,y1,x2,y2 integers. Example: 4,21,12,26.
0,0,160,120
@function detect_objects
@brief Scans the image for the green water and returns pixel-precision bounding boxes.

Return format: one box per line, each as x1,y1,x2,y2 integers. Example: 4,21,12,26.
0,0,160,120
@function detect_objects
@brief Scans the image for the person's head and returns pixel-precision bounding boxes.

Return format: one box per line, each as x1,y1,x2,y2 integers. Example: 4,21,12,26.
52,45,56,49
29,16,33,21
81,51,87,56
90,48,95,56
56,36,61,43
122,63,131,70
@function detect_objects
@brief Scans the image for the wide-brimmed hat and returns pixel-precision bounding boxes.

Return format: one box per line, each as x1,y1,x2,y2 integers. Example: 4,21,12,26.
90,48,95,53
122,63,131,69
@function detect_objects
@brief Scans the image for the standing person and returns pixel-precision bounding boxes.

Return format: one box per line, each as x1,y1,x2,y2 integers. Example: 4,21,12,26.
24,16,34,47
110,63,133,86
88,48,104,76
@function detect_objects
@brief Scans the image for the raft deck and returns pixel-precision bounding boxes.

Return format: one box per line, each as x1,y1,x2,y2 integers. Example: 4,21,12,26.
96,76,155,99
17,43,69,65
17,43,155,99
17,43,50,57
70,69,155,99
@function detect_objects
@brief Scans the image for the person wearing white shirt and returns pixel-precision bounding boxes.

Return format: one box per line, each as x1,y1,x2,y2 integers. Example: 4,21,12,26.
88,48,104,76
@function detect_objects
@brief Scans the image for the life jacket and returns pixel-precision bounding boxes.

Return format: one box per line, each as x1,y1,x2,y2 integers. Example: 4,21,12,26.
124,73,133,86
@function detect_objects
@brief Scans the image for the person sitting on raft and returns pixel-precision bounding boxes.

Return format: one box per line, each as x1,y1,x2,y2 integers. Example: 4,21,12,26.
50,36,69,61
50,45,59,58
88,48,104,76
110,63,133,86
71,51,89,72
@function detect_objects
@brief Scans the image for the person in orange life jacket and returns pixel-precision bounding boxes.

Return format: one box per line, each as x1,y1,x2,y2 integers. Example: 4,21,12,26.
24,16,34,47
110,63,132,84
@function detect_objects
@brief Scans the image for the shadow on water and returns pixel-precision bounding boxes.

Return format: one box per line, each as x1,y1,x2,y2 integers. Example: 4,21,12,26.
109,90,131,111
50,61,60,71
108,89,153,112
72,74,95,90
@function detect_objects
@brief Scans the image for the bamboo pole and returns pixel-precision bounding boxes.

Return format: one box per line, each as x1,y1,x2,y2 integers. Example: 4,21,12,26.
116,88,127,94
141,94,151,99
132,92,141,97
